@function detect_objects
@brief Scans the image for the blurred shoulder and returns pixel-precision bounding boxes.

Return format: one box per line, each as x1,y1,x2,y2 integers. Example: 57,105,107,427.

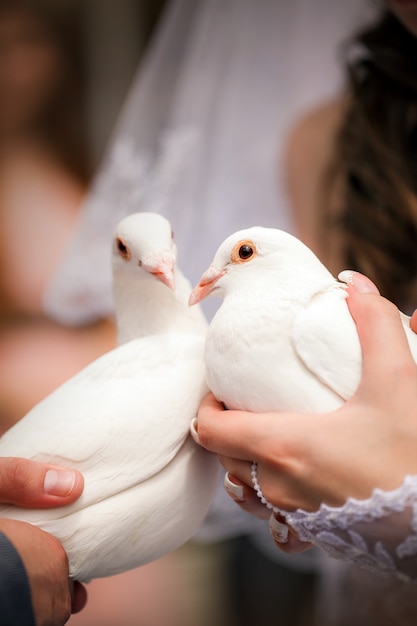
286,98,346,166
283,97,347,260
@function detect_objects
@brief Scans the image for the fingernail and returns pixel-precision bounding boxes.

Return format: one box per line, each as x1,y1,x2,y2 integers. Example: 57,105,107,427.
190,417,200,444
338,270,380,294
269,513,289,543
44,469,76,496
224,471,245,502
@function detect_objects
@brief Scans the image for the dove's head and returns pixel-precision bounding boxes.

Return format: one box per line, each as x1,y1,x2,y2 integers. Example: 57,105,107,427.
189,226,336,305
112,212,177,289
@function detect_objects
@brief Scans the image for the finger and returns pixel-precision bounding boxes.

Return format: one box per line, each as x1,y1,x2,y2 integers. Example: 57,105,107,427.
196,395,283,460
71,581,88,614
219,456,253,483
198,392,226,415
346,287,415,385
276,537,313,554
268,514,315,554
223,472,271,519
0,457,84,508
338,270,380,294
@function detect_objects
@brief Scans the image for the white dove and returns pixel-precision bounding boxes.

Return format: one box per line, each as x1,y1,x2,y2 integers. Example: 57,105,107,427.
0,212,219,582
189,226,417,413
113,212,207,343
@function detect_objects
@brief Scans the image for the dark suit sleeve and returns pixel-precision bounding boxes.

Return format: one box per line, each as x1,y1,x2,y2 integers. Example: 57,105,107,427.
0,531,36,626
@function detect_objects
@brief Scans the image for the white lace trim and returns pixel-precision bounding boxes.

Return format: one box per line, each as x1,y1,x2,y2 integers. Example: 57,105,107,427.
285,475,417,581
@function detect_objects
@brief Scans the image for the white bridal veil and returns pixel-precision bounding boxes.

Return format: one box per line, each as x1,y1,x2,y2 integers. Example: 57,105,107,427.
44,0,375,327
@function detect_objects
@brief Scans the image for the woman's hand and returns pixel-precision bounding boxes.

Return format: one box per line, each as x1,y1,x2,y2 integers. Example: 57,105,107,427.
193,273,417,550
0,458,86,624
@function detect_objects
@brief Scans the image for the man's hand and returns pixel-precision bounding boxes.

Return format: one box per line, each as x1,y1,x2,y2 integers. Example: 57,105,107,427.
0,457,86,624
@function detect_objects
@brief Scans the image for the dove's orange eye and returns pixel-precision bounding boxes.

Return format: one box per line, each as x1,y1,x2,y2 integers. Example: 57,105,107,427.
231,240,257,264
117,238,131,260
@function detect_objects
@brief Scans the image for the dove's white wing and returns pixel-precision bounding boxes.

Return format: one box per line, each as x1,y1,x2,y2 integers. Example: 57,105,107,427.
293,289,362,402
0,332,207,513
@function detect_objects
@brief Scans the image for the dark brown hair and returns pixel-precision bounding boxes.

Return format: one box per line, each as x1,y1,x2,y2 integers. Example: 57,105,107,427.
326,11,417,309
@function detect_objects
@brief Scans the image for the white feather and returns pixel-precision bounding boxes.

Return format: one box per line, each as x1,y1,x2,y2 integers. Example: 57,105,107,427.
0,212,219,581
113,212,207,342
194,226,417,413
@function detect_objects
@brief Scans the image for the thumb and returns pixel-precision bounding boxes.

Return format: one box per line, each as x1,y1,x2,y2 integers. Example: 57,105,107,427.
346,283,414,385
0,457,84,508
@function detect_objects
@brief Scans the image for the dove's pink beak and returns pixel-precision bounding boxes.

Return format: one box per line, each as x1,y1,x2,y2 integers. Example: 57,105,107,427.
189,266,225,305
143,253,175,290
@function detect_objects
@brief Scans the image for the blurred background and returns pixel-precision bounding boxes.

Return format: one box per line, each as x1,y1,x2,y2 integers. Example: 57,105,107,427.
65,0,167,169
0,2,364,626
0,3,192,625
0,0,167,430
4,2,411,626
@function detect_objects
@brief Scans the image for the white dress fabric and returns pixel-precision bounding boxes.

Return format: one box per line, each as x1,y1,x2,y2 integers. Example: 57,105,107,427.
42,0,417,589
287,475,417,582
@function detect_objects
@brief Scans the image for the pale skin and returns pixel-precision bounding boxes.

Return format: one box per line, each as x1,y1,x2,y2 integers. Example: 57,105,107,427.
0,457,86,625
194,275,417,553
284,96,347,276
